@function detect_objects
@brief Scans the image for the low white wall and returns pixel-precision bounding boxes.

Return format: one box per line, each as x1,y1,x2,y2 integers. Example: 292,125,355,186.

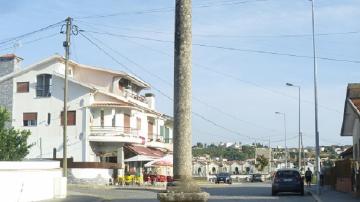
0,161,64,202
68,168,114,185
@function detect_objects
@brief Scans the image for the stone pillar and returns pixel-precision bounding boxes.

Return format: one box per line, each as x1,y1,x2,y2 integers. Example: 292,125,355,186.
117,147,124,170
173,0,193,183
158,0,209,201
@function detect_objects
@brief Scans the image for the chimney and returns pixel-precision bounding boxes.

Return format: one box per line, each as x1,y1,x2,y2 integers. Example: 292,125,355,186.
145,93,155,110
0,54,22,76
0,54,22,126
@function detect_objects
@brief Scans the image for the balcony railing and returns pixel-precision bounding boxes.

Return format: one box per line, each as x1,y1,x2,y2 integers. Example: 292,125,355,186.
90,126,140,136
125,91,147,103
36,85,51,97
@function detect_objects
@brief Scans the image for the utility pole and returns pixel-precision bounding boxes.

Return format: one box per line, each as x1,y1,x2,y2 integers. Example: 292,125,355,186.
310,0,321,195
298,86,301,172
62,17,72,178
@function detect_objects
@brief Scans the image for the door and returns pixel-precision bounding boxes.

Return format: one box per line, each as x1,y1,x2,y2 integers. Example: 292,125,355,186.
124,114,130,133
148,120,154,140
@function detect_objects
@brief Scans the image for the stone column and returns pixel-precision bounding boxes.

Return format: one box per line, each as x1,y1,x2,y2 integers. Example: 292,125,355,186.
173,0,193,183
158,0,209,201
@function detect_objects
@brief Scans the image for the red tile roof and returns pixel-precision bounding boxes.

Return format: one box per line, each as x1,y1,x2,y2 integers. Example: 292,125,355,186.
125,144,164,157
0,54,17,59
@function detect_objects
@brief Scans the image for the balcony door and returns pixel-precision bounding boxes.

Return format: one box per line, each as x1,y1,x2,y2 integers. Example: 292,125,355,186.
148,120,154,141
124,114,130,133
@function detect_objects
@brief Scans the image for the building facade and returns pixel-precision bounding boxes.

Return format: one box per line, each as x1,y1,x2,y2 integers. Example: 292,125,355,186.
0,54,173,166
341,83,360,162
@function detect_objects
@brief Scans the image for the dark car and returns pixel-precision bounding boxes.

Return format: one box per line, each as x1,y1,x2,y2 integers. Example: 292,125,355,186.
215,172,232,184
251,174,262,182
272,168,304,196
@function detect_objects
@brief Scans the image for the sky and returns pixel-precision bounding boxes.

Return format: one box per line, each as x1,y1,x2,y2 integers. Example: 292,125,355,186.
0,0,359,147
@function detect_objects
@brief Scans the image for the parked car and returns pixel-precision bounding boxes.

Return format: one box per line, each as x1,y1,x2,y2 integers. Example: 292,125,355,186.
251,174,262,182
272,168,304,196
215,172,232,184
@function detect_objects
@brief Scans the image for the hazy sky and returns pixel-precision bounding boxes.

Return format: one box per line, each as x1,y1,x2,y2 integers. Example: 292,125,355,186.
0,0,359,147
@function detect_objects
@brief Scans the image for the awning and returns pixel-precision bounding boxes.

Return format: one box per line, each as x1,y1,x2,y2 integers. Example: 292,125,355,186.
124,155,158,162
145,155,173,167
125,144,164,158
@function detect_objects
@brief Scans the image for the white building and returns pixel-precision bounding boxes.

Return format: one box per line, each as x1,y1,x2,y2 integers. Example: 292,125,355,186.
0,54,173,166
340,83,360,162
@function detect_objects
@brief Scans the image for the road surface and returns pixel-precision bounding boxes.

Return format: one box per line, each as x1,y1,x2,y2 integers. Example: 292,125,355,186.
45,183,314,202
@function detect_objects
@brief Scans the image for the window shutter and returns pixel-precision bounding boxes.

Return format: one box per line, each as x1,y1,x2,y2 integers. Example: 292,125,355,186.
23,113,37,121
68,111,76,125
17,82,29,93
61,111,76,125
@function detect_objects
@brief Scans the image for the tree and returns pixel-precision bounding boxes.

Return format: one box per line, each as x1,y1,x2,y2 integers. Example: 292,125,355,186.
256,155,269,171
0,107,32,160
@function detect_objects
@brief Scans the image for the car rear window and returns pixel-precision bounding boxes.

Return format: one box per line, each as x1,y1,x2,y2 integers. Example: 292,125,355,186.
276,170,300,178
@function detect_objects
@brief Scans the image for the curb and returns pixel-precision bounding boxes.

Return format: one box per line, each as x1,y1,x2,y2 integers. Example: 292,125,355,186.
306,190,322,202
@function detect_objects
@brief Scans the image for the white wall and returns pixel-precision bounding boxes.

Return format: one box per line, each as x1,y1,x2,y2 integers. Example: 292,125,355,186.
68,168,113,185
0,161,64,202
12,62,92,161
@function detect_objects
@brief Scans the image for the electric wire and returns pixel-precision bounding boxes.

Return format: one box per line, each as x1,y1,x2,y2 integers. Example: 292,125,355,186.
0,20,64,46
84,30,360,64
79,31,275,143
75,0,270,19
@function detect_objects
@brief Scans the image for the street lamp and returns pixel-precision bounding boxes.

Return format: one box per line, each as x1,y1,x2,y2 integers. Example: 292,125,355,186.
310,0,321,195
286,83,302,173
275,111,288,168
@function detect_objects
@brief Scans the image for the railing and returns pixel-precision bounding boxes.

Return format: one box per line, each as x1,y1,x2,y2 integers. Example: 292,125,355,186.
36,85,51,97
125,91,147,103
90,126,140,136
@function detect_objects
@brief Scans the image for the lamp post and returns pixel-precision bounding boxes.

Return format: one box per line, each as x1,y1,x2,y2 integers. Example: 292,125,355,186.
275,112,287,168
286,83,302,172
310,0,321,195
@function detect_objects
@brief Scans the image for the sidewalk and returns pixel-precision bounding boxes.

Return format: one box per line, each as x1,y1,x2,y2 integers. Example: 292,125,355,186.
306,185,359,202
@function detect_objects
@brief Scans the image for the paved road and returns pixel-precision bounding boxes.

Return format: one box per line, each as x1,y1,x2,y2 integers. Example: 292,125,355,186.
45,183,314,202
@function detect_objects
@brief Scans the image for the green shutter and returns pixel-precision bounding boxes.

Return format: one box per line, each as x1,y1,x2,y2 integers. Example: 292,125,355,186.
160,126,165,137
165,127,170,143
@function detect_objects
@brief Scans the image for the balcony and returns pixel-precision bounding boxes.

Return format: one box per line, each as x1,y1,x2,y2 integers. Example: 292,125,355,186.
89,126,145,144
125,91,147,103
146,135,173,151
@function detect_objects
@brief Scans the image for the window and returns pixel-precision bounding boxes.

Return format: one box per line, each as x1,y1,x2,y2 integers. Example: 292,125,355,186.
47,113,51,125
61,111,76,126
100,110,104,127
112,114,116,127
17,82,29,93
36,74,52,97
136,117,141,130
23,113,37,126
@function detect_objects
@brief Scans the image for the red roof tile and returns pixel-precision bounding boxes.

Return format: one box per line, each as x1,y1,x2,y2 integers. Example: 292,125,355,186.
0,54,16,59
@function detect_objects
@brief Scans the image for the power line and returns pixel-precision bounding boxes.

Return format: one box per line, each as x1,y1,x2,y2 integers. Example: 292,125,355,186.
76,19,360,39
105,32,342,114
85,30,360,64
79,31,274,143
0,33,59,52
0,20,64,46
75,0,269,19
86,32,286,136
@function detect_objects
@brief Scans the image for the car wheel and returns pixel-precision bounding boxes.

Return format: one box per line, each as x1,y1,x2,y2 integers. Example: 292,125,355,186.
300,189,304,196
272,191,277,196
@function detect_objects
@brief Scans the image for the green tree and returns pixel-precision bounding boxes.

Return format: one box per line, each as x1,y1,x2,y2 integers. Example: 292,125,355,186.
256,155,269,171
0,107,32,160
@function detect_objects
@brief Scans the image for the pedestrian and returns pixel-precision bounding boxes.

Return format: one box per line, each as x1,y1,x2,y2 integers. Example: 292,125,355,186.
305,168,313,188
